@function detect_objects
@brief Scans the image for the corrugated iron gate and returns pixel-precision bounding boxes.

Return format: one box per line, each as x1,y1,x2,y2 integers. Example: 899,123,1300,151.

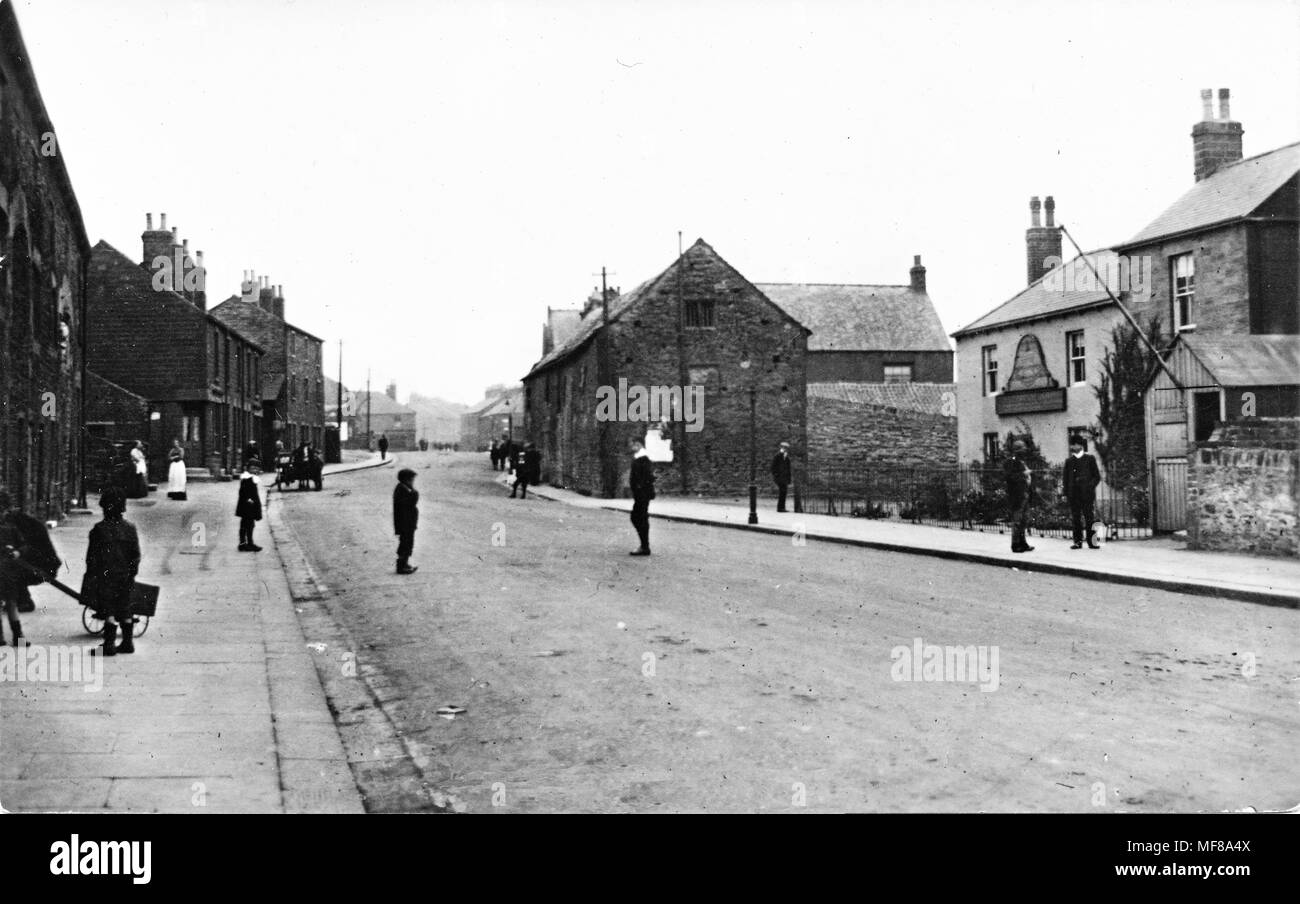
1152,458,1188,532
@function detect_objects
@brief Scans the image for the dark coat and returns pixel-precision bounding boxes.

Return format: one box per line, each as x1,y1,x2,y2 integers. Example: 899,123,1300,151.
86,517,141,584
771,452,792,486
393,482,419,535
1063,453,1101,501
2,511,61,585
1003,456,1031,506
630,455,656,503
378,436,390,453
235,475,263,520
521,449,541,482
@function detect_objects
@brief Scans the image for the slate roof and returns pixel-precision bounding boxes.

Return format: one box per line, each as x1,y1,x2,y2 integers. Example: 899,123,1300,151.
208,294,324,343
807,381,957,416
758,284,951,352
951,250,1115,338
348,391,416,417
1119,142,1300,248
1181,334,1300,386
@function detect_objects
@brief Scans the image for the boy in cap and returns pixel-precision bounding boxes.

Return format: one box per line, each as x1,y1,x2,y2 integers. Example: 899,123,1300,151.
771,441,793,512
393,468,420,574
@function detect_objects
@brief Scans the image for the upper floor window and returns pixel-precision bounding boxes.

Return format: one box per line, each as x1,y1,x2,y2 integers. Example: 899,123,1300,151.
684,298,716,329
981,345,998,396
1066,330,1086,384
1171,253,1195,330
883,364,913,384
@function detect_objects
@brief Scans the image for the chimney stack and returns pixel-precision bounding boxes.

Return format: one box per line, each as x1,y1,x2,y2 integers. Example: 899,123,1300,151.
1025,195,1063,286
258,276,275,314
386,380,398,402
142,212,173,267
1192,87,1243,182
909,254,926,293
272,283,285,320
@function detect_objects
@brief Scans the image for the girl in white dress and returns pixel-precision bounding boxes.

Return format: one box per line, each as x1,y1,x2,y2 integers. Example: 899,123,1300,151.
167,439,187,500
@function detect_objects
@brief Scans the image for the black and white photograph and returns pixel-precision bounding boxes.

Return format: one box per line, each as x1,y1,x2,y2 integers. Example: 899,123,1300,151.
0,0,1296,881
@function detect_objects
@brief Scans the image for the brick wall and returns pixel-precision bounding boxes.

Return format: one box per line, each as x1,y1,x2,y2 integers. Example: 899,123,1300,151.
808,394,957,470
0,14,91,519
526,240,808,497
1187,418,1299,556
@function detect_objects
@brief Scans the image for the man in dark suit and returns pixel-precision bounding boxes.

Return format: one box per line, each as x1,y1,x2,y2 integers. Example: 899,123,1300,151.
1063,435,1102,549
771,441,793,512
628,438,655,556
393,467,420,575
1003,440,1034,553
378,434,390,461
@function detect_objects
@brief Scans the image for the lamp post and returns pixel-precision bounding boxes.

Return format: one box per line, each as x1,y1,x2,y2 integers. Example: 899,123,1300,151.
748,386,758,525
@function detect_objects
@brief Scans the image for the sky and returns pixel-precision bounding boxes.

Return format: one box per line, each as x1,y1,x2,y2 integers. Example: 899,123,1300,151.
13,0,1300,405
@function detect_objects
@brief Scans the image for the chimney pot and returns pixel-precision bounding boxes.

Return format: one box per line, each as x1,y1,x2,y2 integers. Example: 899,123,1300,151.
182,238,189,253
909,255,927,293
146,213,153,230
1200,88,1214,121
160,213,167,231
171,227,177,241
1029,196,1041,227
1044,196,1056,228
1218,87,1231,120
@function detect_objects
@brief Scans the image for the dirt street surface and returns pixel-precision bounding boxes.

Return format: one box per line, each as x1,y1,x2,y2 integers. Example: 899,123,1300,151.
277,452,1300,813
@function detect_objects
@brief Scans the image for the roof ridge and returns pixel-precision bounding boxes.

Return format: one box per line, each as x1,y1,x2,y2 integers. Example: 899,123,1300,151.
1219,138,1300,171
758,281,911,289
953,249,1112,335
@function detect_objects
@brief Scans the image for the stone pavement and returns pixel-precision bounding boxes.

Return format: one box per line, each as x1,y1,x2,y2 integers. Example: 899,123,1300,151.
495,472,1300,607
0,461,391,813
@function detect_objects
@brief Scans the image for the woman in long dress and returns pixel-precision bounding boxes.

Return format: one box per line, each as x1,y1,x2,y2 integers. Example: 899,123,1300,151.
126,441,149,498
167,439,187,500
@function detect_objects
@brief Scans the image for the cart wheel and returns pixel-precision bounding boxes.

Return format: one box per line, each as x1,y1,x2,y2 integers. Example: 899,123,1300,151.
133,615,151,638
82,605,104,637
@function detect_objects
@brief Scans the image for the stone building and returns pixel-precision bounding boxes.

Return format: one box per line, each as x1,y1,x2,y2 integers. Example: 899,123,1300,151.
0,0,92,518
757,257,952,384
523,239,809,498
87,221,264,478
952,198,1129,467
210,272,326,453
347,383,417,451
459,384,523,451
1125,91,1299,530
1186,418,1298,557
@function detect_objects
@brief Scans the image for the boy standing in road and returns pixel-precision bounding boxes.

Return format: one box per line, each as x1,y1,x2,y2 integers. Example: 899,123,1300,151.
393,468,419,575
236,459,264,552
628,438,655,556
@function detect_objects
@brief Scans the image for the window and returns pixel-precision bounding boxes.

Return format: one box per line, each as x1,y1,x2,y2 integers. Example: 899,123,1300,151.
1066,330,1086,384
1171,253,1195,329
883,364,913,384
684,298,716,328
981,345,998,396
982,432,1000,462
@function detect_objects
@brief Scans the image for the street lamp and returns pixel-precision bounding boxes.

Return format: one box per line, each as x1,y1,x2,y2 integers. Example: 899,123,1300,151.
748,386,758,525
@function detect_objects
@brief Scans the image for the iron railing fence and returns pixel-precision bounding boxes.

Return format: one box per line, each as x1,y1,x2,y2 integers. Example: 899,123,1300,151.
797,463,1153,540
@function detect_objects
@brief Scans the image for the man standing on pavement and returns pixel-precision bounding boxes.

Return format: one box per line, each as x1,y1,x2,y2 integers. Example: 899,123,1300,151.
771,441,793,512
1003,439,1034,553
628,438,655,556
378,434,389,461
1063,435,1102,549
393,467,419,575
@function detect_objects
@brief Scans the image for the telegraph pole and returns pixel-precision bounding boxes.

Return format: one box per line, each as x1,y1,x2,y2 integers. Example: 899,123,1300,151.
366,369,372,450
675,231,689,494
337,340,343,431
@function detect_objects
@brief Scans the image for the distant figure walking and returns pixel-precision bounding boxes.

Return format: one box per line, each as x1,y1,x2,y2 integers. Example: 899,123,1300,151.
236,459,264,552
84,487,142,656
167,440,188,500
378,434,390,461
1063,435,1102,549
628,438,655,556
489,439,500,471
771,441,793,513
1003,440,1034,553
511,442,541,499
393,468,419,575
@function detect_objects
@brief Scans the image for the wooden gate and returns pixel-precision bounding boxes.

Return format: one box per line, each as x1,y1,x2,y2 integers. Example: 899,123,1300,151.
1152,458,1188,532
